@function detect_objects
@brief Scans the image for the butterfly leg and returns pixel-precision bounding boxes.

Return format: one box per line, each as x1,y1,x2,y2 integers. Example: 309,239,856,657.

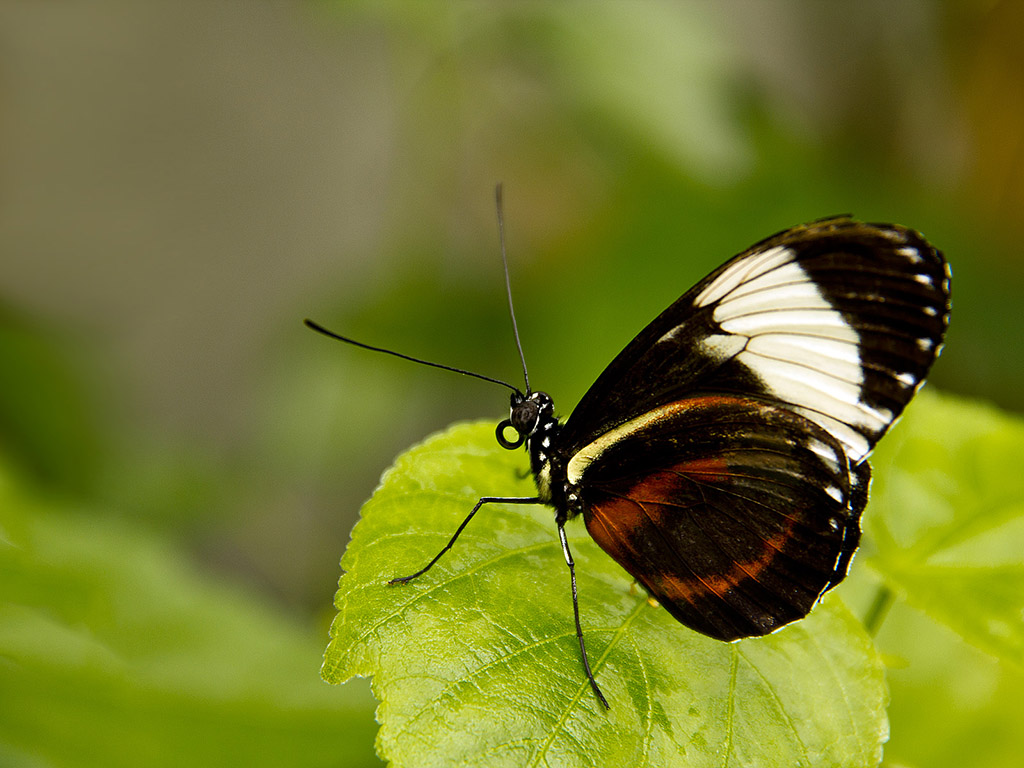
557,523,610,710
388,496,541,585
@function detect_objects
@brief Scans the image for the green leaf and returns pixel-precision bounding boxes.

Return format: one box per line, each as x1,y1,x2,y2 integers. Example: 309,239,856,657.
867,389,1024,666
324,422,887,767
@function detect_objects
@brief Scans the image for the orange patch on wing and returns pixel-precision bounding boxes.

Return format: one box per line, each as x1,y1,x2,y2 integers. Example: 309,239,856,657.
585,492,651,560
655,516,797,604
585,466,798,608
674,456,730,484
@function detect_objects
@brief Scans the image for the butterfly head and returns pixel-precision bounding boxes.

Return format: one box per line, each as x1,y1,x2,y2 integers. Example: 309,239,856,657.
496,390,553,450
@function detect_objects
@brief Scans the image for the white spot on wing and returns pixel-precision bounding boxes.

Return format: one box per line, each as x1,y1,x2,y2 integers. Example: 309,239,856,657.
695,246,794,307
746,335,862,381
656,325,684,345
697,255,887,463
748,356,891,432
895,372,917,387
795,409,871,462
687,239,931,465
719,309,857,337
699,329,865,384
567,403,687,485
697,333,747,362
718,272,829,315
897,246,923,263
808,438,841,473
747,355,862,406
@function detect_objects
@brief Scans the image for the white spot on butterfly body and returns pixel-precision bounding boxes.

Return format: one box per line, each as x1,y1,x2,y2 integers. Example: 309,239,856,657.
536,463,553,501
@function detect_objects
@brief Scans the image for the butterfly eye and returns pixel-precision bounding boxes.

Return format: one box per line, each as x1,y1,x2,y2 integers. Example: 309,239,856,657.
511,399,541,434
495,419,525,449
496,397,541,450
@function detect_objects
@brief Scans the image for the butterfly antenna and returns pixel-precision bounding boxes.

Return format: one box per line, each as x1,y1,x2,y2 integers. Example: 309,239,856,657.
303,319,523,395
495,183,531,394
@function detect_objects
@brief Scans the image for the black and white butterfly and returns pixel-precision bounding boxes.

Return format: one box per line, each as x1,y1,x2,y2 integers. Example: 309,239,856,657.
307,196,951,708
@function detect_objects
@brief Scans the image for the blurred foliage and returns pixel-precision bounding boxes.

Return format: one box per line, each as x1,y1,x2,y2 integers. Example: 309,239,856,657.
0,459,380,768
868,392,1024,767
868,392,1024,666
3,0,1024,766
0,307,104,496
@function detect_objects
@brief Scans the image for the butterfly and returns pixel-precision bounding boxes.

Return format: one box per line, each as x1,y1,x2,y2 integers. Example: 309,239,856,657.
307,194,951,709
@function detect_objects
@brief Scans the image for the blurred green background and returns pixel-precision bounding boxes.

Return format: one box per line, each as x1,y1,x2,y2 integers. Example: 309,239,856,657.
2,1,1022,766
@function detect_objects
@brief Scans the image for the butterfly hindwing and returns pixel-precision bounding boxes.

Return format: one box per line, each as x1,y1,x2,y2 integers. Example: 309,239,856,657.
561,218,951,467
569,394,868,641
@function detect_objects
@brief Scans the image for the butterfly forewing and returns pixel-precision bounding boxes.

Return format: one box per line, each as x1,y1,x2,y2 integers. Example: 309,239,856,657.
561,218,951,467
573,395,867,641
